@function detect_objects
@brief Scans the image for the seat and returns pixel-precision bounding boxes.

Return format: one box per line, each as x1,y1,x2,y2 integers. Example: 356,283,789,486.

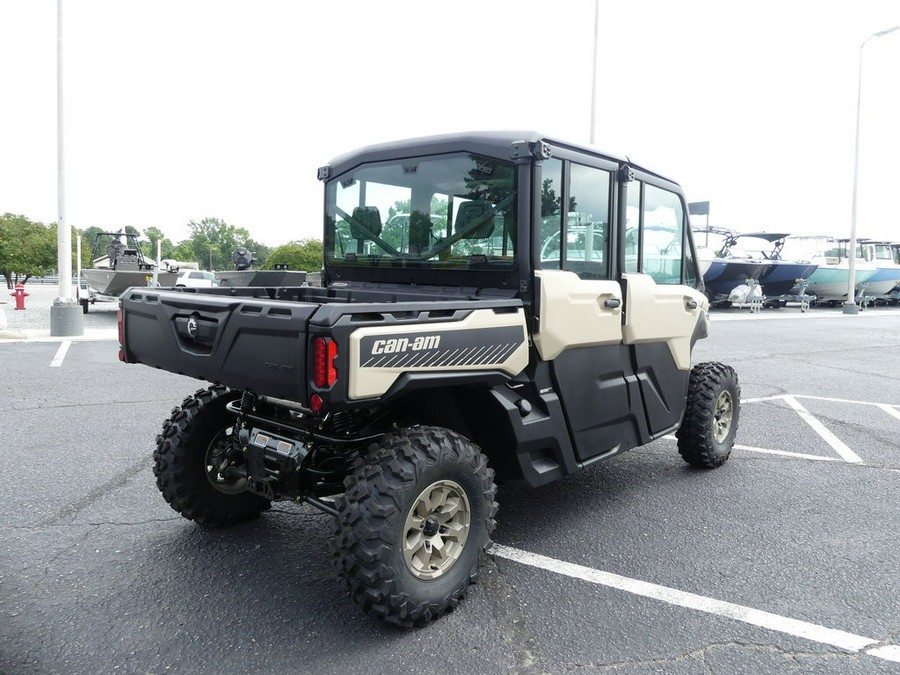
350,206,382,240
454,201,495,239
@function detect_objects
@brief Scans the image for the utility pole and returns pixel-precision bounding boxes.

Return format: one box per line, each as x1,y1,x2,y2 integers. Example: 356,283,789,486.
50,0,84,336
843,25,900,315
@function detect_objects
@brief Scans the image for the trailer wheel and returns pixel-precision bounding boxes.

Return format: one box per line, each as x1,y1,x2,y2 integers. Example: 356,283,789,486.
676,362,740,468
154,385,270,527
80,298,89,314
332,426,497,627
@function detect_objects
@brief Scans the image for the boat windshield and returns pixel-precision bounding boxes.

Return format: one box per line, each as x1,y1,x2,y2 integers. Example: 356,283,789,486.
324,152,517,270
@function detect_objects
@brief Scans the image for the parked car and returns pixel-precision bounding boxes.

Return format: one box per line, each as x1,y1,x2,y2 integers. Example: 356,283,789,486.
175,270,218,288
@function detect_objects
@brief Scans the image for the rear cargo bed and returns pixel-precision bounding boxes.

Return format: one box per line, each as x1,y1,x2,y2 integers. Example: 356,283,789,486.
121,288,319,401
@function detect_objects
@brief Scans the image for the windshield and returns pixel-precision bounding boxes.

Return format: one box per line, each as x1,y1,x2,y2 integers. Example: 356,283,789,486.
325,152,517,270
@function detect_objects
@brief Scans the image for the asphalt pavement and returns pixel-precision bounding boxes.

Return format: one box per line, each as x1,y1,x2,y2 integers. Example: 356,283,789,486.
1,288,899,674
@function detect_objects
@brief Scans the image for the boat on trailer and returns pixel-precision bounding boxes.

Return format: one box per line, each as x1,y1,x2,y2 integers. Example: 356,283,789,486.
692,227,773,305
718,232,818,302
779,235,876,306
80,231,177,311
858,240,900,302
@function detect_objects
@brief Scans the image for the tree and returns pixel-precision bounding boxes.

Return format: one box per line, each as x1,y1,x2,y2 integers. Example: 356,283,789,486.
168,241,196,264
79,226,106,267
184,217,256,271
264,239,323,272
0,213,57,287
143,226,176,260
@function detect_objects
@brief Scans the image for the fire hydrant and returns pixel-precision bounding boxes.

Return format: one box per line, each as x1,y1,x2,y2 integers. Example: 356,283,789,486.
11,283,29,310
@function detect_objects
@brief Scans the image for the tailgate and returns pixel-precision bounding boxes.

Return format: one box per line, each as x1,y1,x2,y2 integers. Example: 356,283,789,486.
121,288,318,401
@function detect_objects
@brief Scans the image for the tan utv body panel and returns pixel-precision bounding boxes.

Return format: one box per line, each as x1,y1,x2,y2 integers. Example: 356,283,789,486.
347,308,529,400
532,270,623,361
621,273,709,370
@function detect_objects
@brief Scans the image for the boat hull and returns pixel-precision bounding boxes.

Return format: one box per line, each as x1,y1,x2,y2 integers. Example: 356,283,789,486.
797,267,876,302
703,260,773,299
759,262,818,297
862,267,900,298
216,270,308,287
83,269,178,297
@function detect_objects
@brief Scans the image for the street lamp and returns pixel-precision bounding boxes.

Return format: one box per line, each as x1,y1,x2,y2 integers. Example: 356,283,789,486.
843,25,900,315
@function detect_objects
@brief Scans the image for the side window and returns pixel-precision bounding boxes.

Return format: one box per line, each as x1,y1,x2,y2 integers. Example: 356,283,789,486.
641,184,684,285
567,163,610,279
625,181,642,273
539,158,564,270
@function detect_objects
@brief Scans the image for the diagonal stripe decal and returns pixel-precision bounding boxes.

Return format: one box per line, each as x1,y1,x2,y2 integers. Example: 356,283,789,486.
358,326,525,371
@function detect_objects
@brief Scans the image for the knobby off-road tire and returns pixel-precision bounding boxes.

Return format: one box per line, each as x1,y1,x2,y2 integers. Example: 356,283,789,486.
332,426,498,628
676,362,740,468
154,385,270,527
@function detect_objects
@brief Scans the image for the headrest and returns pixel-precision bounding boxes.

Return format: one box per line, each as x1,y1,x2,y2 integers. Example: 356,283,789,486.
350,206,382,240
455,201,495,239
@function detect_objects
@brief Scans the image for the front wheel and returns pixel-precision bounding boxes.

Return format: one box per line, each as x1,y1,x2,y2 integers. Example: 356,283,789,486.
676,362,740,468
331,426,497,627
154,385,270,527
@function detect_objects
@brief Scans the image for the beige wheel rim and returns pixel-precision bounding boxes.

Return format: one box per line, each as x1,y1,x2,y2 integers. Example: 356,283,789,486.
403,480,471,580
713,390,734,443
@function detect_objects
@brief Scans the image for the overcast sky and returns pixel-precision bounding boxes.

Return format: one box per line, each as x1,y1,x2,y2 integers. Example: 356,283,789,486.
1,0,898,248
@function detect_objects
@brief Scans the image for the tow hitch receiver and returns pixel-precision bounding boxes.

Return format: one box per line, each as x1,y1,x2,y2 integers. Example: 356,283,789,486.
244,427,309,500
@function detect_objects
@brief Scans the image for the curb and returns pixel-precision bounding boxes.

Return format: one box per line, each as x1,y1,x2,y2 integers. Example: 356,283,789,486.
0,328,28,340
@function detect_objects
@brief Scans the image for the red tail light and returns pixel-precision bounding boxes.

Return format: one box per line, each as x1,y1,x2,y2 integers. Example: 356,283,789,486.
312,337,338,388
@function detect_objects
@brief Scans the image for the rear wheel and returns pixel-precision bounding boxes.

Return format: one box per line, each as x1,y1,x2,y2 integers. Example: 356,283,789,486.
154,385,270,527
332,426,497,627
676,362,740,468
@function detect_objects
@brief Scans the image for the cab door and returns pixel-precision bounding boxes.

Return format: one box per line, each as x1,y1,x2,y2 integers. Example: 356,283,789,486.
534,158,638,461
622,181,708,435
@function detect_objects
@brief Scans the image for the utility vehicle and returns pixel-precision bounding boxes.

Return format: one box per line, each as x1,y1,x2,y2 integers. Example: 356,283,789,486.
119,131,740,627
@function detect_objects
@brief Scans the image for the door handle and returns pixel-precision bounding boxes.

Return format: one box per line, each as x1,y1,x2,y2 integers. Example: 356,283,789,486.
685,299,698,310
604,298,621,309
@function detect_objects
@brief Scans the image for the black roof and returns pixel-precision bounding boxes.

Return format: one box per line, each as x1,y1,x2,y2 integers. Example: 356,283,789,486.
321,130,677,186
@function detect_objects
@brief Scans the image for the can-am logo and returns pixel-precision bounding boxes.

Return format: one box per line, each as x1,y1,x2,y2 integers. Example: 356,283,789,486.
371,335,441,355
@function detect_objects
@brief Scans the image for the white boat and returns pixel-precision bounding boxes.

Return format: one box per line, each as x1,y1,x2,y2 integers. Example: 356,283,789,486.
859,240,900,301
692,227,773,304
779,235,876,305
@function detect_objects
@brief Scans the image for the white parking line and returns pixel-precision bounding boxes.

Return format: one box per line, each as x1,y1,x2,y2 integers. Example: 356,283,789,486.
740,394,900,463
877,404,900,423
779,396,863,464
490,544,899,664
661,435,843,462
732,443,843,462
50,340,71,367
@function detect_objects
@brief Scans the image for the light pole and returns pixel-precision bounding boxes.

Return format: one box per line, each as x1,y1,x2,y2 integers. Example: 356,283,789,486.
49,0,84,336
843,25,900,315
